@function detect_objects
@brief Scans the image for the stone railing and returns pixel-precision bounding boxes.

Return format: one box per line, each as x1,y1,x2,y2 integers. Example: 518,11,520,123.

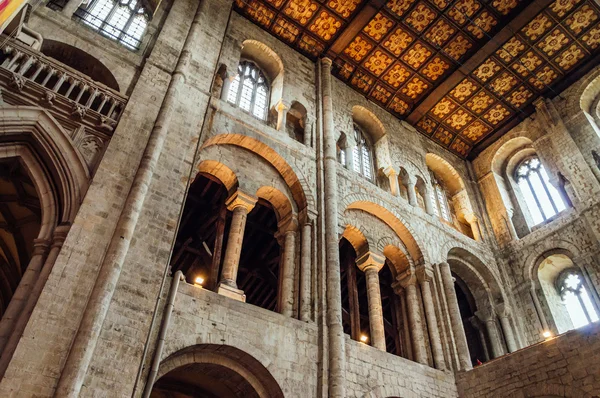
0,36,126,129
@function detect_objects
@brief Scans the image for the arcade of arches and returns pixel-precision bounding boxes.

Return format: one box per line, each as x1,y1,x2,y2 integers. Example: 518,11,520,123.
0,1,599,397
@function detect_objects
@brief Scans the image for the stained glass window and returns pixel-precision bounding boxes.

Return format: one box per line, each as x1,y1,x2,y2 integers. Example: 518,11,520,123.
76,0,148,50
516,157,566,225
227,61,269,120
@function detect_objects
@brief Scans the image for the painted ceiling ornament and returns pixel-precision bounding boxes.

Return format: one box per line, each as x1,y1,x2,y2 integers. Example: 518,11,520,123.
451,137,470,156
364,50,394,76
466,91,495,114
371,84,392,104
283,0,319,25
483,104,510,125
422,57,450,81
389,96,410,115
446,109,474,130
536,28,570,56
351,71,374,93
382,27,414,56
401,77,428,99
363,12,394,41
402,43,432,70
327,0,361,19
273,17,300,42
521,13,553,41
491,0,519,15
497,36,526,63
382,64,411,88
417,117,438,134
473,58,501,82
462,120,490,142
489,71,518,95
582,25,600,49
508,86,533,108
344,35,373,61
445,34,472,60
529,65,559,90
425,18,455,46
434,127,454,145
309,11,342,41
406,2,437,33
448,0,482,25
386,0,416,17
245,0,275,26
299,34,324,56
554,44,585,70
566,4,598,35
467,10,497,39
450,79,478,102
550,0,582,18
432,97,457,118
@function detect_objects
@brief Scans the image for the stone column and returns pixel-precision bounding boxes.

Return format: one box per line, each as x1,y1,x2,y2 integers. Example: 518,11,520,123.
424,188,435,215
397,269,427,365
439,262,472,370
321,57,345,397
221,74,233,101
277,216,298,317
345,143,356,172
496,304,518,353
407,178,418,207
465,214,483,241
304,116,314,147
299,220,312,322
383,166,400,197
476,306,504,359
276,99,290,132
417,265,446,370
356,251,386,351
469,317,490,361
0,238,49,354
217,190,257,301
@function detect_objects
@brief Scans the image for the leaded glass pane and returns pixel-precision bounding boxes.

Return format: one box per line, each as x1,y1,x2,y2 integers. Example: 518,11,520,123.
226,61,269,121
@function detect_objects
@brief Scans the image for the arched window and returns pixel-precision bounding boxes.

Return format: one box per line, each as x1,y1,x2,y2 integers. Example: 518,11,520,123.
430,173,452,223
557,270,599,329
227,61,269,120
515,156,566,225
75,0,148,50
352,125,374,180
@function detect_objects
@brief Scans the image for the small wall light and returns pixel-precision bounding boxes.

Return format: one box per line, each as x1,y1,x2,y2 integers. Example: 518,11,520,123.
194,276,204,287
360,335,368,343
542,330,552,339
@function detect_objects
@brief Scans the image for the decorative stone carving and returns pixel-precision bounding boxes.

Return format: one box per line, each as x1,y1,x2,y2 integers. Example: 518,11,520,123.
96,116,117,133
79,134,103,169
9,73,25,91
71,104,87,120
41,91,55,107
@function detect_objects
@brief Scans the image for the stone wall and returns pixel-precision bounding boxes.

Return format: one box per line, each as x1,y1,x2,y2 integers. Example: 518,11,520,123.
456,322,600,398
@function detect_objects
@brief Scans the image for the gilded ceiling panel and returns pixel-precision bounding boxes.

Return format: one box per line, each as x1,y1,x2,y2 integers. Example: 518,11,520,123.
235,0,600,158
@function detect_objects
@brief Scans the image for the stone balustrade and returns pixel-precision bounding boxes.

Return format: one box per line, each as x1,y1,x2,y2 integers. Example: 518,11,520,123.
0,36,126,128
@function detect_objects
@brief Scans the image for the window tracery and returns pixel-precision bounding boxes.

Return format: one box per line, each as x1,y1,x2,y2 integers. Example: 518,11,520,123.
76,0,148,50
430,173,452,223
515,156,566,225
557,271,599,329
352,125,374,180
227,61,269,120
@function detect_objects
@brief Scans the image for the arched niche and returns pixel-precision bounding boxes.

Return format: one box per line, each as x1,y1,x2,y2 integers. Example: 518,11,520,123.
41,40,120,91
286,101,307,143
151,344,284,398
241,40,284,110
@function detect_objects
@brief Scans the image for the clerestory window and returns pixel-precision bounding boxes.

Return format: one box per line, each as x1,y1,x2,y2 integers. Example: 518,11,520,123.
430,174,452,223
515,156,566,226
227,61,269,120
352,125,374,180
558,271,599,329
75,0,148,50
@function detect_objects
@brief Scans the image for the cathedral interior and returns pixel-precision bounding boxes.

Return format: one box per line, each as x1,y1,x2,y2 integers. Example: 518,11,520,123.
0,0,598,396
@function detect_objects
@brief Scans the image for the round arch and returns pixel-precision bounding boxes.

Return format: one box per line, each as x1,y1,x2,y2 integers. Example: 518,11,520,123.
152,344,284,398
201,134,309,216
197,159,239,195
352,105,385,143
341,196,425,264
447,247,503,304
425,152,464,195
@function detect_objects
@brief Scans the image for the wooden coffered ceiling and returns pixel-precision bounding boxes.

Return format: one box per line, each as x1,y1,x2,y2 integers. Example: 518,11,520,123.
234,0,600,158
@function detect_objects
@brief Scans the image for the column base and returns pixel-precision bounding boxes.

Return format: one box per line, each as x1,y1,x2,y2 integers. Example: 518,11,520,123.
217,283,246,302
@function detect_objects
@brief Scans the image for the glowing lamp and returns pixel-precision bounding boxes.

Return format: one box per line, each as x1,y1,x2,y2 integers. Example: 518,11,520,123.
360,335,368,343
194,276,204,287
542,330,552,339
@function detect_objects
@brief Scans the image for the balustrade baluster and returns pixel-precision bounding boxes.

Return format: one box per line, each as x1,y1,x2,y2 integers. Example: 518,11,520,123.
7,51,22,70
107,100,118,119
17,55,35,75
85,88,99,107
52,72,67,92
41,68,56,87
30,63,45,81
74,84,88,103
65,78,78,98
97,94,108,113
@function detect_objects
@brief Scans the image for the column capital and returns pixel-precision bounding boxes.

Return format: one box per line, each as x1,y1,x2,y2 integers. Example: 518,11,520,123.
382,165,399,177
495,303,511,318
475,305,496,323
275,98,290,112
226,190,258,212
356,251,385,273
278,213,299,233
32,238,51,255
416,264,434,283
321,57,333,67
394,267,417,292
